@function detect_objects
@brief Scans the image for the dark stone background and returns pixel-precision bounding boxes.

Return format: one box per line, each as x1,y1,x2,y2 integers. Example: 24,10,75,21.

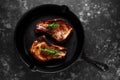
0,0,120,80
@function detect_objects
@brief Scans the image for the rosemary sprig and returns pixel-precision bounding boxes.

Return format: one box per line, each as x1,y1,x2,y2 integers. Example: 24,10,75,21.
48,23,59,28
41,48,59,56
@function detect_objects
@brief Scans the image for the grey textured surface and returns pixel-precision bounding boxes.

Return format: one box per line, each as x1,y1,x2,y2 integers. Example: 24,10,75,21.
0,0,120,80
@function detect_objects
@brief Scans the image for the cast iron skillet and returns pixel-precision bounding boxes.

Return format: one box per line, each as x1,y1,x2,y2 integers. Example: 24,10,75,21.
14,4,109,73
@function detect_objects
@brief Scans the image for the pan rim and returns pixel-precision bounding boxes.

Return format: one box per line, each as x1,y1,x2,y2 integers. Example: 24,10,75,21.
14,4,85,73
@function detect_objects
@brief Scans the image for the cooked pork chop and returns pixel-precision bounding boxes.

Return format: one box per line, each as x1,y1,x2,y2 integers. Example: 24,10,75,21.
35,18,73,42
30,35,67,62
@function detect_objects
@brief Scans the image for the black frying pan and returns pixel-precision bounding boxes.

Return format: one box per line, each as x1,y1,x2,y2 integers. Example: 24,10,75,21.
14,4,109,73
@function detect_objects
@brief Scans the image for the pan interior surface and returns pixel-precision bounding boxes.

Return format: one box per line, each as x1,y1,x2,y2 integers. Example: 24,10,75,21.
14,4,84,72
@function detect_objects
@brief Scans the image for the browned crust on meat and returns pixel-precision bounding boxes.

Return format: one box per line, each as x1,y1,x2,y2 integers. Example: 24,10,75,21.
30,35,67,62
35,18,73,42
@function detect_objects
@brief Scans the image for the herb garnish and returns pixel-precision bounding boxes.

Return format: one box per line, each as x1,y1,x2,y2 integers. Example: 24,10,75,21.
41,48,59,56
48,23,59,28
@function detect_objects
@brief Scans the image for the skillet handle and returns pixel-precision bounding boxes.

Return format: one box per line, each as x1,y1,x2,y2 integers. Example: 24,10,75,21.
81,52,109,72
61,5,69,13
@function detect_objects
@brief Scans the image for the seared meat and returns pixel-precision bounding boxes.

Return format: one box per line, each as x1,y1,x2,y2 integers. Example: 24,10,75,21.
35,18,73,42
30,35,67,62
